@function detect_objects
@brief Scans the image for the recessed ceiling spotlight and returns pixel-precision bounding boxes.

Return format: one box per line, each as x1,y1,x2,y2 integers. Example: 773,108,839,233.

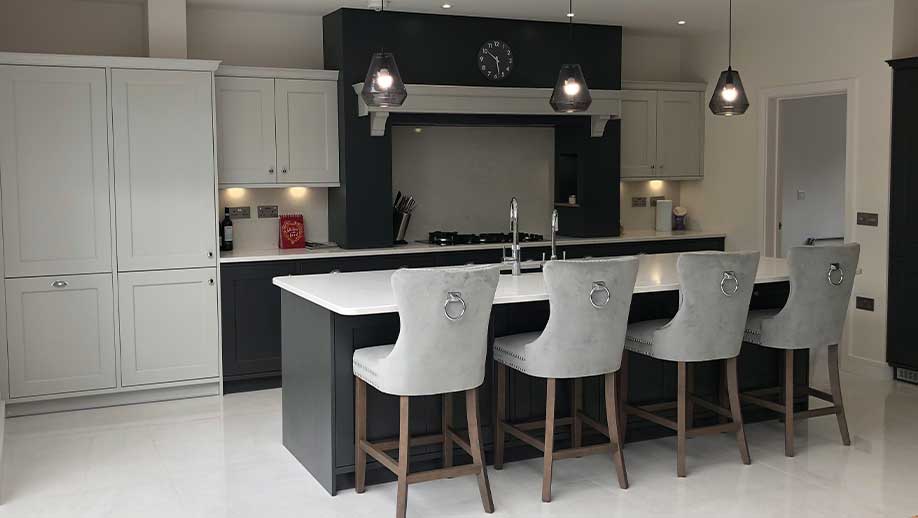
442,3,452,8
677,20,687,25
566,12,575,17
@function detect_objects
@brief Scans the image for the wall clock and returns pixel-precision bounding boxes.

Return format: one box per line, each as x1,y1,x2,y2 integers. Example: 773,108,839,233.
477,40,513,81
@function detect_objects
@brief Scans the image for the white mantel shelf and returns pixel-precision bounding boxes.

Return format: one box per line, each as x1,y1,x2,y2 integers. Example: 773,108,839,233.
353,83,623,137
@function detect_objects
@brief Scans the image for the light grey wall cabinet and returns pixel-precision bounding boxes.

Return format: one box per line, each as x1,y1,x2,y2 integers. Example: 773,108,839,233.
215,67,339,188
112,69,217,272
0,65,113,277
118,268,219,386
0,53,222,411
5,274,116,397
620,82,706,181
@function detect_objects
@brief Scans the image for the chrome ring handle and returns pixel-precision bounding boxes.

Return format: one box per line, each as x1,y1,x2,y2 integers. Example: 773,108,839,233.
444,291,467,321
589,281,612,309
827,263,844,286
721,271,739,297
51,280,69,288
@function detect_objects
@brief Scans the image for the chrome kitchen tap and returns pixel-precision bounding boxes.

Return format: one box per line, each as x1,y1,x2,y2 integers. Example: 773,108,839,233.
550,209,559,260
503,197,522,276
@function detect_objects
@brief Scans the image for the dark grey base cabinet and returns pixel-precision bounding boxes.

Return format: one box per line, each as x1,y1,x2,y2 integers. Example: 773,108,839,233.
220,237,725,391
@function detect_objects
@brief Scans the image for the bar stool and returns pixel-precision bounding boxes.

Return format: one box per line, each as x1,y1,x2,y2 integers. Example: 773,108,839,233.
352,265,500,518
492,257,640,502
621,251,760,478
740,243,860,457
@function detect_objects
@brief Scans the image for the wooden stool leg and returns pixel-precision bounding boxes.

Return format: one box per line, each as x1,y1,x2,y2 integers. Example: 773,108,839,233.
718,360,729,424
686,363,695,429
396,396,410,518
494,363,508,470
605,372,629,489
726,357,751,465
676,362,688,478
828,344,851,446
542,378,557,503
355,377,367,494
572,378,583,449
784,350,795,458
442,392,454,468
618,353,629,443
466,388,495,513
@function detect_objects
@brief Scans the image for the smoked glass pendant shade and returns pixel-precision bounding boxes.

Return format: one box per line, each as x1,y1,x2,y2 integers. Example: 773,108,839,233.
360,52,407,108
550,64,592,113
709,67,749,116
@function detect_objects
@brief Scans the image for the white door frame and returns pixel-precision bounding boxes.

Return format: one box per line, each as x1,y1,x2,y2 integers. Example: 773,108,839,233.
758,78,860,381
759,79,858,258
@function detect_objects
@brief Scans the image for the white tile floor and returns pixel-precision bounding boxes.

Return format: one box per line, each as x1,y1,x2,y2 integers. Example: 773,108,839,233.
1,372,916,518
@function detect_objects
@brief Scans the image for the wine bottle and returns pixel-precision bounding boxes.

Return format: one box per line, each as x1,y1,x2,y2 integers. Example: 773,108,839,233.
220,208,234,251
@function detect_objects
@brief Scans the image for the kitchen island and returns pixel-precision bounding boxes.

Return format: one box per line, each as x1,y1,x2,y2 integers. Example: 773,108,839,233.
274,253,805,495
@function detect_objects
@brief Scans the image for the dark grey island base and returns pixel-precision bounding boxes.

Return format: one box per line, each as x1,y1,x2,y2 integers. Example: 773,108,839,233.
280,279,804,496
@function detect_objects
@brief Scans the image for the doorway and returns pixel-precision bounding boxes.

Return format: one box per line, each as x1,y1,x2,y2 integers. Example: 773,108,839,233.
761,80,856,258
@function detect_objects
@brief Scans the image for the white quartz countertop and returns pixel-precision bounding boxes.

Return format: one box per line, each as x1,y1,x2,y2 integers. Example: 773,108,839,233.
220,230,726,264
273,252,789,316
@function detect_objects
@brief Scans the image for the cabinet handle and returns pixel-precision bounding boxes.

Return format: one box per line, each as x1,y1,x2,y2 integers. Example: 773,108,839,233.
209,279,215,286
51,280,69,288
208,251,214,258
651,164,656,169
659,164,665,169
269,166,275,174
282,167,288,174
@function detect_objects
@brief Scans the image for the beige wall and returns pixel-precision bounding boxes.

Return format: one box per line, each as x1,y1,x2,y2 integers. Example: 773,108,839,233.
620,181,681,231
679,0,895,378
0,0,147,56
622,32,684,82
186,7,324,67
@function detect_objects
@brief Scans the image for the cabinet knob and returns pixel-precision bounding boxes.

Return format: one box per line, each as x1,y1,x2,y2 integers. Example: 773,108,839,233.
51,280,69,288
282,167,288,174
269,166,275,174
209,279,215,286
659,164,665,169
208,251,214,258
651,165,656,169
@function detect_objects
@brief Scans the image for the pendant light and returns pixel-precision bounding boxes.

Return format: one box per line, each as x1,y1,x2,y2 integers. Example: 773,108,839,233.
550,0,592,113
360,0,407,108
709,0,749,116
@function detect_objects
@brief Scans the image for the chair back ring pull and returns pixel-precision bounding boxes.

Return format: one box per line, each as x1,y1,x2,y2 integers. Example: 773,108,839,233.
827,263,844,286
589,281,612,309
444,291,467,321
721,271,739,297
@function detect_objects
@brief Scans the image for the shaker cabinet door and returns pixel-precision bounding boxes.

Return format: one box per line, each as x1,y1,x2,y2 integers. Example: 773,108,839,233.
0,65,113,277
6,273,116,397
275,79,339,185
111,69,217,272
119,268,219,386
215,76,277,185
656,91,703,178
619,90,658,179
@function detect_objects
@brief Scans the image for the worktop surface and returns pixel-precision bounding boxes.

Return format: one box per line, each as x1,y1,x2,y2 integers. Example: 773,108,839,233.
273,252,788,316
220,230,725,264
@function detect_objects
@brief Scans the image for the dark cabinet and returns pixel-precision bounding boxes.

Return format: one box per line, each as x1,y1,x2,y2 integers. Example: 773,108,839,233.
887,57,918,381
221,261,295,387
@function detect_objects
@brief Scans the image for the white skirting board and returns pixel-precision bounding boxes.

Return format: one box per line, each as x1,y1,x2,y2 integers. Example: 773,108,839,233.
5,383,219,418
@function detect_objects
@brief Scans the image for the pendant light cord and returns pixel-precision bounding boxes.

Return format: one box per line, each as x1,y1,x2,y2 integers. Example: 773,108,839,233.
568,0,574,60
728,0,733,67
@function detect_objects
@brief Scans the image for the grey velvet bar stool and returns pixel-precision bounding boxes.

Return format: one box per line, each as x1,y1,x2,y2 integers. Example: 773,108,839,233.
492,257,640,502
352,265,500,518
741,243,860,457
620,251,760,478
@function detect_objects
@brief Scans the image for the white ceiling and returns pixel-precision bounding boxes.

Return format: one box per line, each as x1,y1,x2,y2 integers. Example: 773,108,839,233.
113,0,867,37
180,0,732,36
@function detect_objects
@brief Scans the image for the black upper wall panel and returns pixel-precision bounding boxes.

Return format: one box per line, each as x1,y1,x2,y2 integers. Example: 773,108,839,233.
323,8,622,249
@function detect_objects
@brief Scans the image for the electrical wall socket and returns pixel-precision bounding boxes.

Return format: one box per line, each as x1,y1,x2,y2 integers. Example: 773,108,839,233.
855,296,875,311
227,206,250,219
857,212,879,227
631,197,648,208
257,205,279,218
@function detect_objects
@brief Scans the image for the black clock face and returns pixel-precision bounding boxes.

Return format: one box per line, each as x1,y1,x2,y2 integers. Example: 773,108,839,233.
477,40,513,81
